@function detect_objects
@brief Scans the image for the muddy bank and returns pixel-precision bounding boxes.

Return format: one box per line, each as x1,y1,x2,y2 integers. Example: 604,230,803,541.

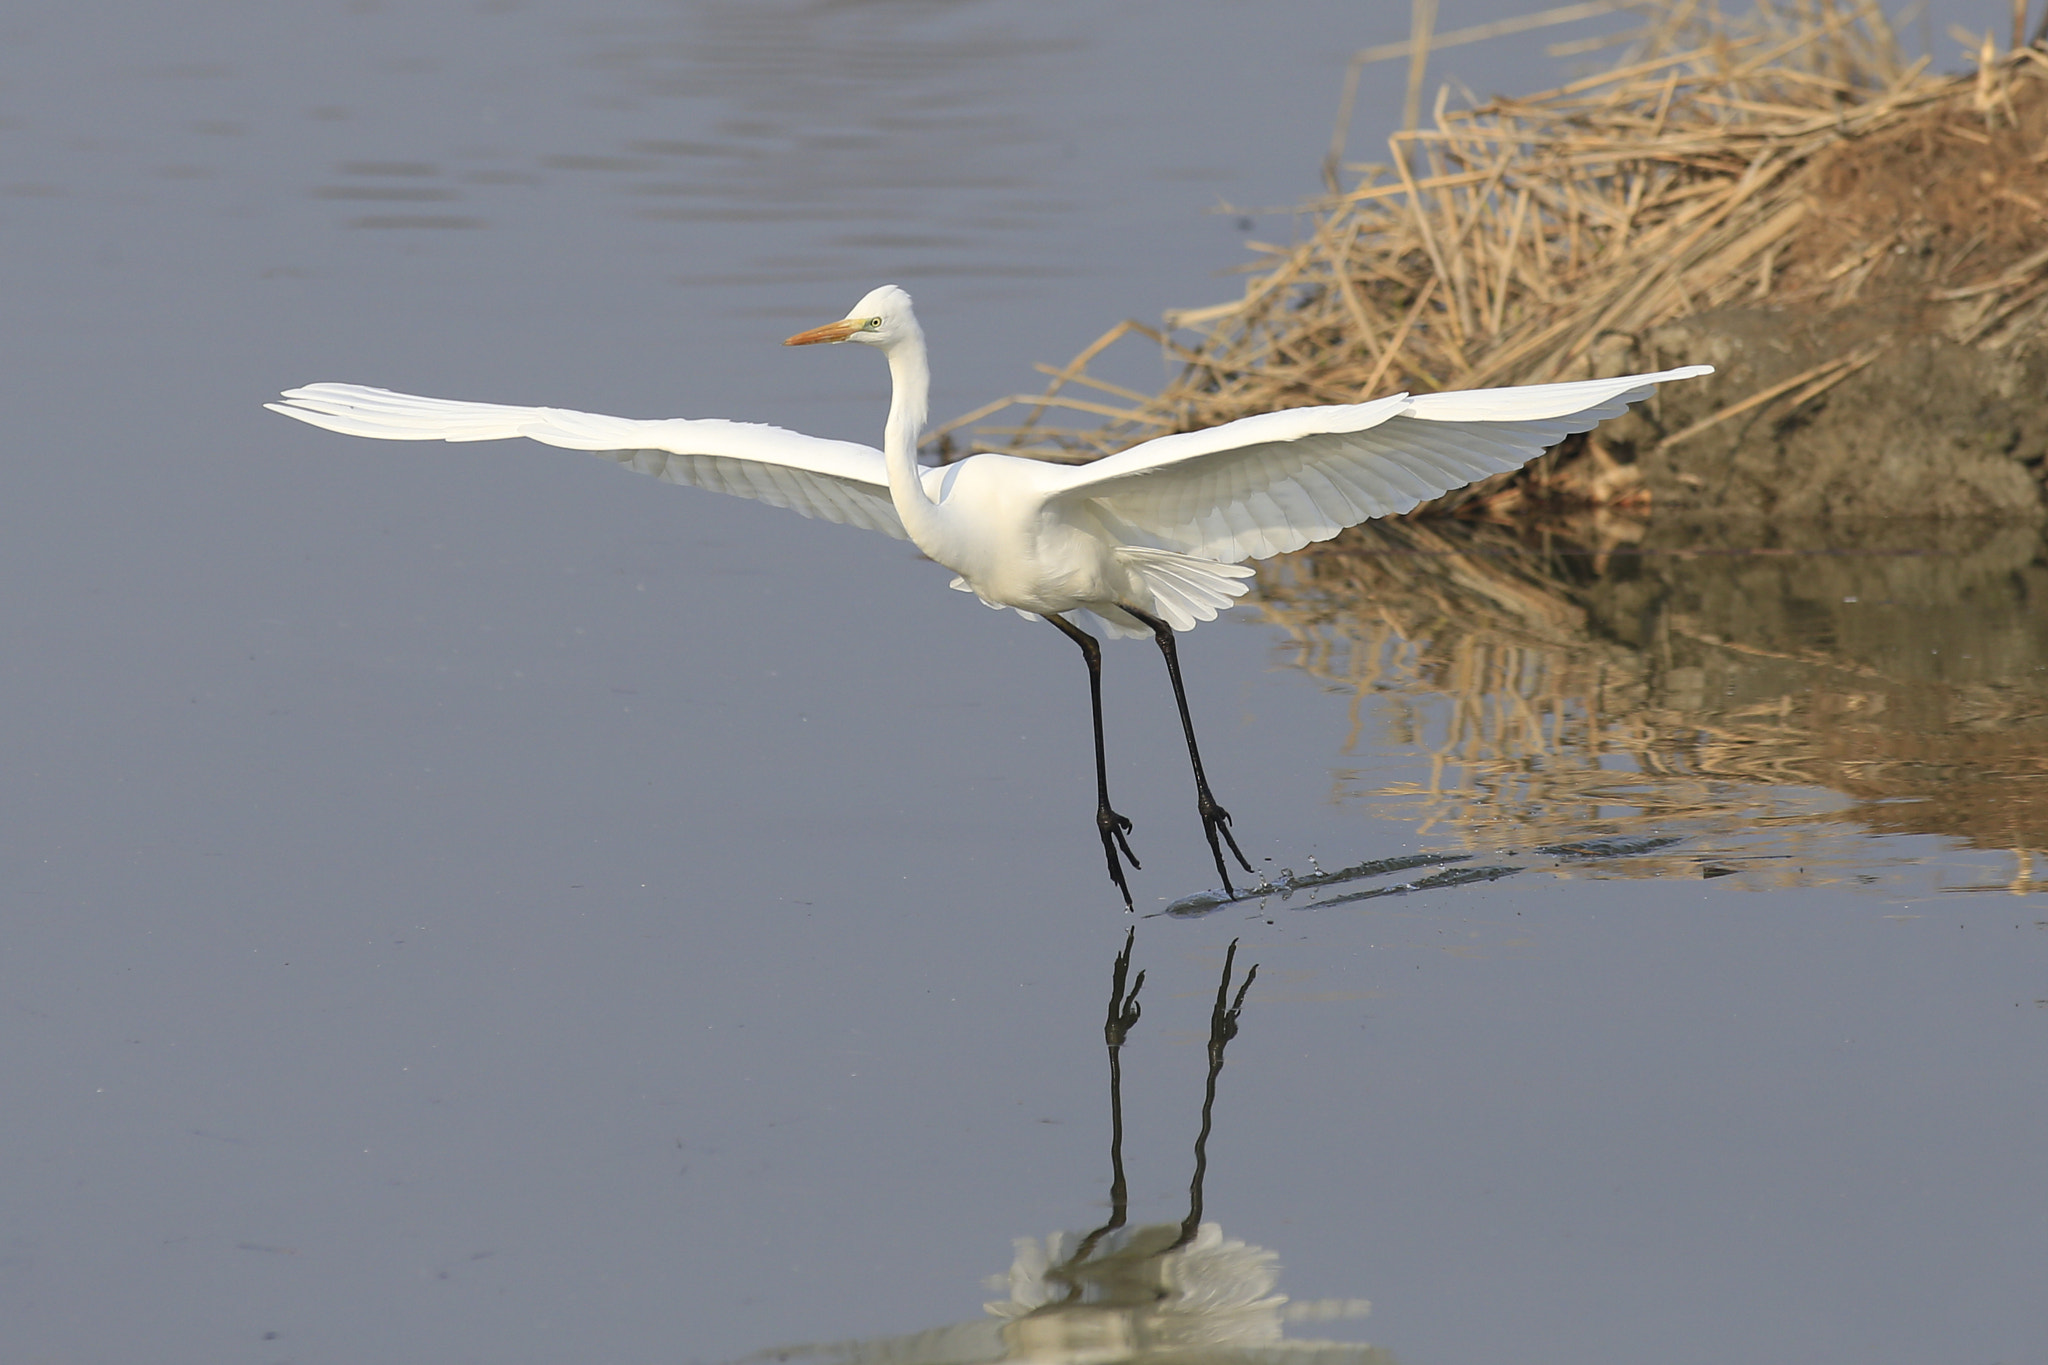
1601,309,2048,520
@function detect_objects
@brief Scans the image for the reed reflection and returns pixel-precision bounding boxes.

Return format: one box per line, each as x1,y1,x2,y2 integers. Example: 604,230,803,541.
1255,517,2048,891
737,933,1385,1365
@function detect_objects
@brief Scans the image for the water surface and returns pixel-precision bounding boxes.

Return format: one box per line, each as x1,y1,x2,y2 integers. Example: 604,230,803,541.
1,4,2040,1364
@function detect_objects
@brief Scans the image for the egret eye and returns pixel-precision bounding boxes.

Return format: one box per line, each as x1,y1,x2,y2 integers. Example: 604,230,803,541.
865,317,882,329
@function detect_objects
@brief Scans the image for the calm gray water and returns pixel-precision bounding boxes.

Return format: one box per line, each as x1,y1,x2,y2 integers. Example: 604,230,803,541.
3,4,2042,1364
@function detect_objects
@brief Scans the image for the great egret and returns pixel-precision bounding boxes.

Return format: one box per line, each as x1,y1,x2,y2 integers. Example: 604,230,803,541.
269,285,1709,909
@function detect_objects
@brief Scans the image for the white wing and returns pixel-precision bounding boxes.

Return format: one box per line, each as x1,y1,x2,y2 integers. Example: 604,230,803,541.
267,383,909,540
1050,366,1713,563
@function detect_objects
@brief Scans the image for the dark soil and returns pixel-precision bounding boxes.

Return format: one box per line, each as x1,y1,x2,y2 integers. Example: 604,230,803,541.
1618,307,2048,519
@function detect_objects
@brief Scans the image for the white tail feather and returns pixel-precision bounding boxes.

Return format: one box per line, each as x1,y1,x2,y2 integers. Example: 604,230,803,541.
1115,545,1256,632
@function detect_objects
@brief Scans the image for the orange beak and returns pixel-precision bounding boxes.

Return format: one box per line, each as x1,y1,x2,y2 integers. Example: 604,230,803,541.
784,319,861,346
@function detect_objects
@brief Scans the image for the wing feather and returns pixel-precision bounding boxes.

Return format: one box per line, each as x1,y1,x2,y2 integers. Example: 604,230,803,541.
268,383,908,540
1053,366,1710,563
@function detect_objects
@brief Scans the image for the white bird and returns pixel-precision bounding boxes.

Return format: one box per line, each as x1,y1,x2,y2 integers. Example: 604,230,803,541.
269,285,1709,909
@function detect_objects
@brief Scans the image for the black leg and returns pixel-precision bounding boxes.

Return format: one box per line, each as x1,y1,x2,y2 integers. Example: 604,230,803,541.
1120,605,1255,897
1048,613,1140,911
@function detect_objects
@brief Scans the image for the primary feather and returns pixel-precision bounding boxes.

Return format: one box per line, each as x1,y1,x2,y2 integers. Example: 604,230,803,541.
268,384,909,539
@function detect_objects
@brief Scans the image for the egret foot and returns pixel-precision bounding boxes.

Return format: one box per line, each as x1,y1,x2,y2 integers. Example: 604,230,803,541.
1098,805,1140,912
1197,791,1254,898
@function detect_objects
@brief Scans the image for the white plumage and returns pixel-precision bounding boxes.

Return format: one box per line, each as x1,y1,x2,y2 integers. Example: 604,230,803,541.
270,284,1710,907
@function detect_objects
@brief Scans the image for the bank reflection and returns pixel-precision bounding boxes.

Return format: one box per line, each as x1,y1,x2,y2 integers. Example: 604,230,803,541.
1254,518,2048,891
737,934,1387,1365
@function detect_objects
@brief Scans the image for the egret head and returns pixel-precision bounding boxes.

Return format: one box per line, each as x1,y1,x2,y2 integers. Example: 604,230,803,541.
784,285,918,350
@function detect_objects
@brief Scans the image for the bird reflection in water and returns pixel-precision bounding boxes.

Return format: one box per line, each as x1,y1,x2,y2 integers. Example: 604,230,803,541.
736,933,1387,1365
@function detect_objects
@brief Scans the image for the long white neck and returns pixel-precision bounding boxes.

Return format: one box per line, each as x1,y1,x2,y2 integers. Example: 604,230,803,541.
880,326,945,551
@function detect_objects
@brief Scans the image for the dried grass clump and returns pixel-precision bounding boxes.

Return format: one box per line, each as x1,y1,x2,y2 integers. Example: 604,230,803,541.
939,2,2048,510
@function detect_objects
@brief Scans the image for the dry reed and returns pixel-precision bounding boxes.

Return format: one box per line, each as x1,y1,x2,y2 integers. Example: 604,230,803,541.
936,1,2048,511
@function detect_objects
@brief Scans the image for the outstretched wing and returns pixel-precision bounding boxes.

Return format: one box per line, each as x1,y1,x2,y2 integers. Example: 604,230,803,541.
1048,366,1712,563
268,383,908,540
